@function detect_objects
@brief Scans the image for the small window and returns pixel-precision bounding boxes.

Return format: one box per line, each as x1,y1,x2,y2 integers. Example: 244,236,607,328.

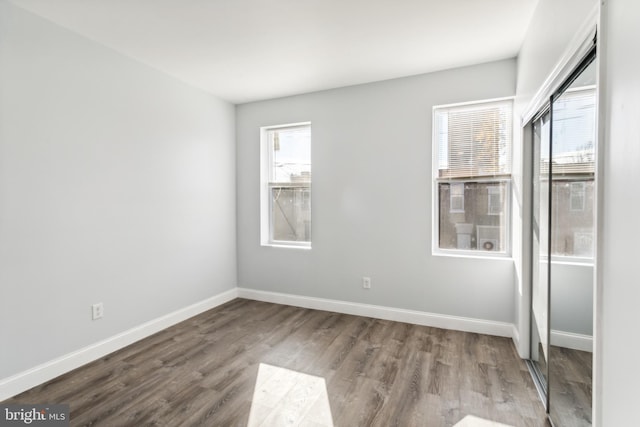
450,183,465,213
260,123,311,247
573,230,594,257
487,186,502,215
570,182,586,212
433,98,513,255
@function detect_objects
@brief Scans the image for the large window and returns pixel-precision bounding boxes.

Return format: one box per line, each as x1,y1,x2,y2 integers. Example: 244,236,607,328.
433,98,513,254
261,123,311,247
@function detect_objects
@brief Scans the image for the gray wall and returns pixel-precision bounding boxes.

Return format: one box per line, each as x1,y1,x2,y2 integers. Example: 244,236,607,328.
599,0,640,423
0,1,237,379
551,263,593,336
237,60,517,323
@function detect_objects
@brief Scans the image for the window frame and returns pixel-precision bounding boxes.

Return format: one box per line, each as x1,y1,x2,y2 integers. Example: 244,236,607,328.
431,97,514,258
260,122,312,249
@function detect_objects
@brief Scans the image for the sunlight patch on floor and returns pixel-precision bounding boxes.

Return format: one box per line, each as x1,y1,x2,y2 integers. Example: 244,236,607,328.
248,363,334,427
454,415,515,427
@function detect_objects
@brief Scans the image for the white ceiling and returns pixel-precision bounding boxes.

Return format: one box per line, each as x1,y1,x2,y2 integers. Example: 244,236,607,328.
9,0,540,104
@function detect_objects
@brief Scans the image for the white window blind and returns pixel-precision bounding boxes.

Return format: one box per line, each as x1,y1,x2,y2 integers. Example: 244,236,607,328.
435,100,513,179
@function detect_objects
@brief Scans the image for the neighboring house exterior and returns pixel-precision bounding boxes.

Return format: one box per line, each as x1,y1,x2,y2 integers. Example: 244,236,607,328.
439,181,508,252
271,172,311,243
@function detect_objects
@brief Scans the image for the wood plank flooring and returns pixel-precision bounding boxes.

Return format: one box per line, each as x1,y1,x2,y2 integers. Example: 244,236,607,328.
4,299,549,426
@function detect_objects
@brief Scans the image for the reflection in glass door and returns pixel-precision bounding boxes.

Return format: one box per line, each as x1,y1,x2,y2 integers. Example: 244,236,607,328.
548,56,596,427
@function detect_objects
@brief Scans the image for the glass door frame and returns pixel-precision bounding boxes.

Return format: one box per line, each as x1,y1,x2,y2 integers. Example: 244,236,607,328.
528,105,551,410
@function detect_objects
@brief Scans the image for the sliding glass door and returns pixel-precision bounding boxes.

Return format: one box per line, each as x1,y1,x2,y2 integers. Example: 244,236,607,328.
528,48,596,426
548,56,596,427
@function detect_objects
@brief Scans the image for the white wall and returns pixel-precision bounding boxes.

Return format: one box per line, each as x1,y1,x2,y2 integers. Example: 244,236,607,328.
598,0,640,424
0,1,236,381
236,60,517,324
512,0,598,356
516,0,599,111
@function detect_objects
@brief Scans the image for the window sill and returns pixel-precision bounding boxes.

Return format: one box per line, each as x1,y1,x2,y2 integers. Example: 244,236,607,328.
432,249,513,261
262,243,312,250
541,256,594,266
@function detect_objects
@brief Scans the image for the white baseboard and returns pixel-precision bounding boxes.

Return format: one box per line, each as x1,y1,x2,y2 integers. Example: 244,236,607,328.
0,288,238,401
551,329,593,352
237,288,514,338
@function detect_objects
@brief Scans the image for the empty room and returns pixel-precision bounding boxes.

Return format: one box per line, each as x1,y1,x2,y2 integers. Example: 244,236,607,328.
0,0,638,426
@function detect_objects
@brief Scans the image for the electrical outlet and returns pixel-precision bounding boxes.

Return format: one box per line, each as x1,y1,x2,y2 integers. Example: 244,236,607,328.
92,303,104,320
362,277,371,289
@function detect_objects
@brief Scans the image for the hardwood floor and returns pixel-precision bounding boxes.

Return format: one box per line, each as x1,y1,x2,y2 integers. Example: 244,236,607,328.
5,299,549,426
